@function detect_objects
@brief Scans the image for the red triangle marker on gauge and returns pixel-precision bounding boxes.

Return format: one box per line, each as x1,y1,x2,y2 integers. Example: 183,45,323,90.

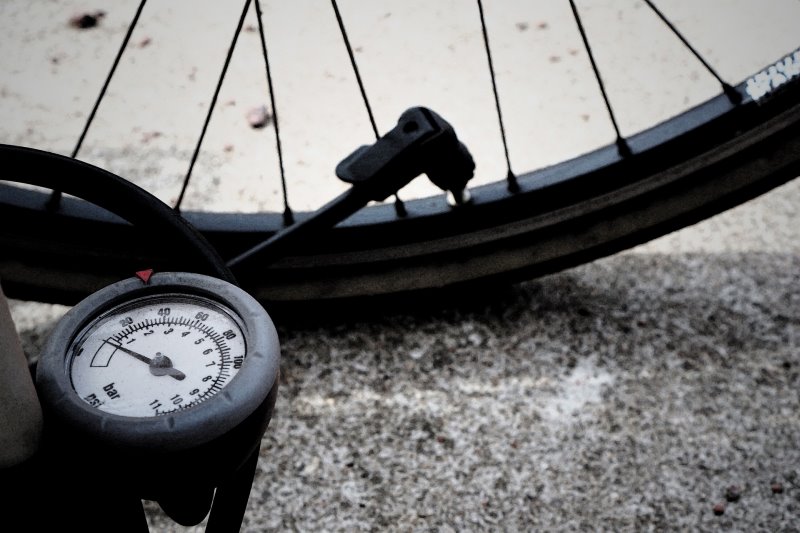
135,269,154,284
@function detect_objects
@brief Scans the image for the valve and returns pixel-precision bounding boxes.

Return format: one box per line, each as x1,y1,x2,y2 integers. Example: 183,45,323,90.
336,107,475,203
227,107,475,269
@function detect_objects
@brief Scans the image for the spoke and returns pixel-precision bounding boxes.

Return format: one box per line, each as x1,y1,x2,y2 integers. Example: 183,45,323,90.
476,0,518,192
48,0,148,210
254,0,293,226
642,0,741,104
330,0,379,139
174,0,252,212
330,0,406,216
568,0,631,157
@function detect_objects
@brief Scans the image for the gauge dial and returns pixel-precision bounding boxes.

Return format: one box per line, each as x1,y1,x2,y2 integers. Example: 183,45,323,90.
69,294,246,417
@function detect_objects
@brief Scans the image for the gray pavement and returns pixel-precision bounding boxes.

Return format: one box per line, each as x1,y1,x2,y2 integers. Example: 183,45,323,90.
5,1,800,530
11,177,800,531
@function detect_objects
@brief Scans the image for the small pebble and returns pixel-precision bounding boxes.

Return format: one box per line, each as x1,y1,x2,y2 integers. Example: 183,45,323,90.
69,11,105,29
246,105,272,129
725,484,741,502
712,502,725,516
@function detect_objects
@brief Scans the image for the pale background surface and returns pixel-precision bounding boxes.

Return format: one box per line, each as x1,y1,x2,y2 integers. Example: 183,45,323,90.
2,1,799,530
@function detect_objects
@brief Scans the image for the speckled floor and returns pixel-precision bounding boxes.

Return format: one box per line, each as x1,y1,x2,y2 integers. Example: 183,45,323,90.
11,177,800,531
4,1,800,531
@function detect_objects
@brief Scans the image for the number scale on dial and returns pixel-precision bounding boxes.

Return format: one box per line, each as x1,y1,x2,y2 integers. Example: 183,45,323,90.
69,295,247,417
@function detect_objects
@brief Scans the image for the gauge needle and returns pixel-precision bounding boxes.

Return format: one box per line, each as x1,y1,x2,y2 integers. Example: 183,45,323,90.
103,340,186,381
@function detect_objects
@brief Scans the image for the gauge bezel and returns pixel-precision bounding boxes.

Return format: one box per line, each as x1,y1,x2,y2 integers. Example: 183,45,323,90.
36,272,280,452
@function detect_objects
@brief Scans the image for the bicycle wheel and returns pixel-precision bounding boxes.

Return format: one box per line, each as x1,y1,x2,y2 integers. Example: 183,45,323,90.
1,0,799,307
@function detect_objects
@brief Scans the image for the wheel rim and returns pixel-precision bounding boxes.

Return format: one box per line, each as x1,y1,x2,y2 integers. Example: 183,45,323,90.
1,2,799,305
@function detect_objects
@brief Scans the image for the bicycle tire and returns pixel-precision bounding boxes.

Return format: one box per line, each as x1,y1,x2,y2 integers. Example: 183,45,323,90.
2,53,800,308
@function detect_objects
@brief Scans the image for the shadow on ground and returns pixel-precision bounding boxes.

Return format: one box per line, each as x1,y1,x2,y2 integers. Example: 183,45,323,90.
126,250,800,531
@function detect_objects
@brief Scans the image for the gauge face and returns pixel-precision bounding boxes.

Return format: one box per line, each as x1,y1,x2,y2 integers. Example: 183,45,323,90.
68,294,246,417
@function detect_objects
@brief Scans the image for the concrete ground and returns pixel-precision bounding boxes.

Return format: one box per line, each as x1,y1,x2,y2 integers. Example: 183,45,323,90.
3,1,799,531
10,173,800,532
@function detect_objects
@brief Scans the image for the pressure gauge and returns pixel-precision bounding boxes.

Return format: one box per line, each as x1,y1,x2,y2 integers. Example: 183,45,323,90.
68,293,248,418
35,271,280,499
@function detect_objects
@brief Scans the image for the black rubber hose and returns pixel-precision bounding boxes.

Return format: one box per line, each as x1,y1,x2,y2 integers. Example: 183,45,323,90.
1,144,236,285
